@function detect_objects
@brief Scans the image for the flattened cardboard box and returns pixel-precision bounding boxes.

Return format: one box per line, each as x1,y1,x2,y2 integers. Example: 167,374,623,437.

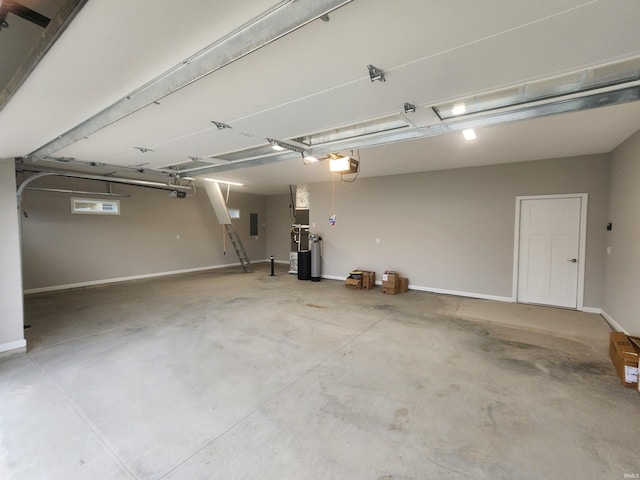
608,332,640,387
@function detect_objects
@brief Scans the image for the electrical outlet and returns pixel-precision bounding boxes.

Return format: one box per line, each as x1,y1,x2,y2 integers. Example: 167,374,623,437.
176,234,181,240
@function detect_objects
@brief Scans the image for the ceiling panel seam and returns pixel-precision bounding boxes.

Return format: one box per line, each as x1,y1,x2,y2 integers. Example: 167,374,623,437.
381,0,605,103
27,0,354,161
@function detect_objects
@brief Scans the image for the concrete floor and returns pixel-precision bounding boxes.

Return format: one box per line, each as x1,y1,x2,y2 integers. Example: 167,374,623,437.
2,263,639,479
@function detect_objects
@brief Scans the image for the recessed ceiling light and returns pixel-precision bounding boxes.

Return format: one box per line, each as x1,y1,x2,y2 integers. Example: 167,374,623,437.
463,129,476,140
452,103,466,115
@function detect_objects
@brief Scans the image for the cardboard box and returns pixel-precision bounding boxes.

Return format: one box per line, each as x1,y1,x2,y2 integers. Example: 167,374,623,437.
609,332,640,387
381,272,409,295
382,279,398,292
630,336,640,394
362,271,376,290
382,273,399,287
345,271,375,290
344,277,362,289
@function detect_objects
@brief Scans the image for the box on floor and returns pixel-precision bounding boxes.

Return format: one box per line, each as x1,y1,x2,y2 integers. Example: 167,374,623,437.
609,332,640,388
345,271,375,290
381,272,409,295
630,336,640,394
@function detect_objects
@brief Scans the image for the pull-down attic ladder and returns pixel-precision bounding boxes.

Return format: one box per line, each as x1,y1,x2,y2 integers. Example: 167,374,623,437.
203,181,252,273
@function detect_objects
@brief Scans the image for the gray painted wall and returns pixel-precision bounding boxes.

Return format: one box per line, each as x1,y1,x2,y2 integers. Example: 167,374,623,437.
310,155,609,308
266,193,294,263
20,176,267,291
8,147,634,356
604,130,640,333
0,159,25,353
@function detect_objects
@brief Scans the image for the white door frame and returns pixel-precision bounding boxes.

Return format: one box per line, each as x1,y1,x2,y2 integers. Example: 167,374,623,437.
512,193,588,310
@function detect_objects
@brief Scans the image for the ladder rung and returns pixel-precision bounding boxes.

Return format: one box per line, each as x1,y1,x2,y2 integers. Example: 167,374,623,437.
225,227,251,273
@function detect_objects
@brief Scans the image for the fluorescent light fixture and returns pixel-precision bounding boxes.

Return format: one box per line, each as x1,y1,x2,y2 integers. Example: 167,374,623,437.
452,103,466,115
303,155,319,164
271,144,286,151
329,155,359,173
204,178,243,186
435,57,640,121
463,128,476,140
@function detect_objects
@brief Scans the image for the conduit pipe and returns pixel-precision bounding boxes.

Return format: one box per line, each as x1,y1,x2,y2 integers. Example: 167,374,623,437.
16,170,192,203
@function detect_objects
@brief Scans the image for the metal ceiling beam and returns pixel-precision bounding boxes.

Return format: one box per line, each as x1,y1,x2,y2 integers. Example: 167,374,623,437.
0,0,89,111
28,0,354,161
178,83,640,176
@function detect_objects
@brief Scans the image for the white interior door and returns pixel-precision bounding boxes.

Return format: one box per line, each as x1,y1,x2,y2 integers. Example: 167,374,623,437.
516,195,586,308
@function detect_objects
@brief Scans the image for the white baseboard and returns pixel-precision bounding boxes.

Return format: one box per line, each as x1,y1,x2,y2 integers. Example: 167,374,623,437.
0,339,26,355
321,275,513,303
322,274,346,281
24,263,243,295
408,285,513,303
601,309,626,333
581,306,602,314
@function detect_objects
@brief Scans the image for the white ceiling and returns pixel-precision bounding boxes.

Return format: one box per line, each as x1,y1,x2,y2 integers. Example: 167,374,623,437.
2,0,640,194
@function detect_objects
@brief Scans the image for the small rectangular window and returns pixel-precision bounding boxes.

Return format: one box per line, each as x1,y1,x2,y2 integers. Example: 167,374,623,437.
71,197,120,215
228,208,240,219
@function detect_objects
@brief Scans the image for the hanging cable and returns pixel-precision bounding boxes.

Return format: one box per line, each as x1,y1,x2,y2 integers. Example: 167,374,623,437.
329,172,337,226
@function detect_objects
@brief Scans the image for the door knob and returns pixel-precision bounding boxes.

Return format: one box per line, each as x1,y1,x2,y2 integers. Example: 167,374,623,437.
567,258,577,263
